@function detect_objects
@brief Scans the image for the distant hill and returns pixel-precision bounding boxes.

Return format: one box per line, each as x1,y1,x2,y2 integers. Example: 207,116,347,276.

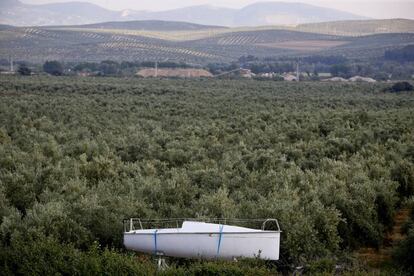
129,5,237,27
0,0,119,26
71,20,228,31
296,19,414,36
1,21,414,64
0,24,15,30
232,2,366,26
0,0,366,27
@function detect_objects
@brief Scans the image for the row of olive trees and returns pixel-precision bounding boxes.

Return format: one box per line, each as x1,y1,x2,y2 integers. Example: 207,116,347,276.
0,77,413,273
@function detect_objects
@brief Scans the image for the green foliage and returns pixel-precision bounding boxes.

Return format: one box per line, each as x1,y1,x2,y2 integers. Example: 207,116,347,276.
17,64,31,76
99,60,120,76
172,261,275,276
0,76,413,273
0,237,156,275
392,161,414,198
392,229,414,273
0,128,11,144
330,64,351,78
43,60,63,76
306,258,336,274
389,82,414,93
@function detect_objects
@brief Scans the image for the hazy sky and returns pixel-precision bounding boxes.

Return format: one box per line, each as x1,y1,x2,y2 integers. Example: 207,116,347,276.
21,0,414,19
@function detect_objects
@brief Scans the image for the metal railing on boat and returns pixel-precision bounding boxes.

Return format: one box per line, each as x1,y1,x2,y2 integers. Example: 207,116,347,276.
123,218,281,232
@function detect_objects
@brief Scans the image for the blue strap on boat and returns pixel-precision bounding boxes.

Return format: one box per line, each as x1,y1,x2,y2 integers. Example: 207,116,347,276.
153,230,158,255
216,224,224,256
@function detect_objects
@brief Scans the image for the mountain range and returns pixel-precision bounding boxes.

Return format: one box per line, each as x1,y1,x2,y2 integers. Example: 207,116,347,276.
0,0,367,27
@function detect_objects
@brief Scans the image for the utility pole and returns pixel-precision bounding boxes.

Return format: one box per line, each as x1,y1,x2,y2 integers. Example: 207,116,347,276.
296,61,300,82
10,56,14,72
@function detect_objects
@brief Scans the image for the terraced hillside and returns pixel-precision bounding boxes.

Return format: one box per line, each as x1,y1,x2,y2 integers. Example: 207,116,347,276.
321,33,414,59
1,19,414,64
0,27,221,63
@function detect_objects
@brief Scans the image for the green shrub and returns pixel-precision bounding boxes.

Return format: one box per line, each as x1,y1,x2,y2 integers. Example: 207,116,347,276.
43,61,64,76
0,238,156,276
306,258,336,274
389,82,414,93
392,161,414,198
392,229,414,273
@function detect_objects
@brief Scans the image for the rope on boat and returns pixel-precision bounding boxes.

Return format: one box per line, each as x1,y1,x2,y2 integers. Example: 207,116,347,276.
216,224,224,256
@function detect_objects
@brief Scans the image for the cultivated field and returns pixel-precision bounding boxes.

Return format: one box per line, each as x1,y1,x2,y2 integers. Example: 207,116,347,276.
1,19,414,64
259,40,350,51
1,76,413,274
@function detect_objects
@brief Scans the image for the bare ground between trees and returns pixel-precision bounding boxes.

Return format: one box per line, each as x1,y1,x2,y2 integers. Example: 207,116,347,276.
358,208,411,268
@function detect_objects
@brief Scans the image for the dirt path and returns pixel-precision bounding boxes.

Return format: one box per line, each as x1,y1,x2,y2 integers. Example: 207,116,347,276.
358,208,411,267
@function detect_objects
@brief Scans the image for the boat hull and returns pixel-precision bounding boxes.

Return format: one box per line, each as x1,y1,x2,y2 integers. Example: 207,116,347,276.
124,232,280,260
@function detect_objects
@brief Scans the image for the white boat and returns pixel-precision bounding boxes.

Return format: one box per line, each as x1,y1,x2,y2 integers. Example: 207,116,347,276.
123,219,281,260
